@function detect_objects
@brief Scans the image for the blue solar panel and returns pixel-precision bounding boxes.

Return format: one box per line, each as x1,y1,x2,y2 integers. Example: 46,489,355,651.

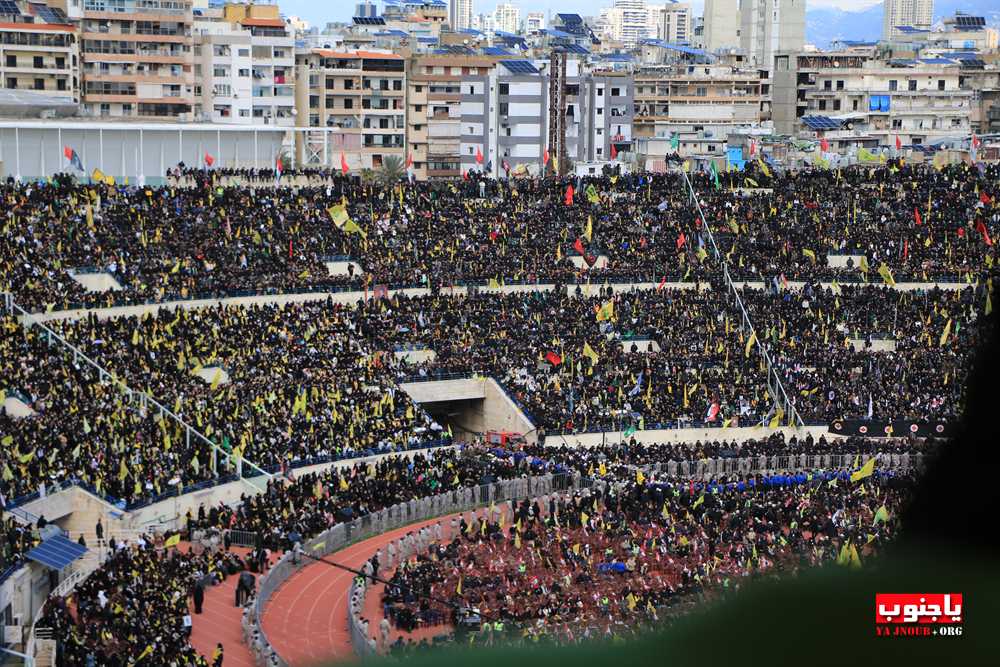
802,116,841,130
483,46,512,56
561,44,590,55
501,60,539,75
27,535,88,570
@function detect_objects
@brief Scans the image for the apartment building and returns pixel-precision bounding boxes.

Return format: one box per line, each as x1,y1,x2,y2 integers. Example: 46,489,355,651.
0,6,79,104
632,64,767,156
740,0,805,72
648,3,691,44
883,0,933,42
294,49,405,170
193,2,294,125
407,54,496,180
77,0,195,119
702,0,739,51
773,49,974,147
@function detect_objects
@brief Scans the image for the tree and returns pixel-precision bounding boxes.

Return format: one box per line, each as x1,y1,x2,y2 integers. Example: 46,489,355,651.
376,155,405,186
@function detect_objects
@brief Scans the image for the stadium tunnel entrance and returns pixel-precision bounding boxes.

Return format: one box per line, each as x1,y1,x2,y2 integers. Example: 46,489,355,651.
398,377,537,444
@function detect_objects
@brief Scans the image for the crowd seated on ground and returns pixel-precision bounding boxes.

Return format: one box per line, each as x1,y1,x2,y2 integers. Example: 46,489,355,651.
380,462,914,650
1,163,996,314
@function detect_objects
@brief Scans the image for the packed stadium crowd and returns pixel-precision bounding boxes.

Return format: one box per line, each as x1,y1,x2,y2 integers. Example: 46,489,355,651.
1,163,996,313
32,437,926,664
0,161,991,665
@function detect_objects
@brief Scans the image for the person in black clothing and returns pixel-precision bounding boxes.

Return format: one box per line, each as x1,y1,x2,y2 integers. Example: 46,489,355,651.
192,580,205,614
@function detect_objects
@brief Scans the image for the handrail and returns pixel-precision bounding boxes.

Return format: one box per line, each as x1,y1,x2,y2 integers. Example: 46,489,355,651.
4,295,272,490
680,170,805,428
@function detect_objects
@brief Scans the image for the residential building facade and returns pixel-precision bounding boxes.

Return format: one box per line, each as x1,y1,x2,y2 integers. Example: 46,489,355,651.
883,0,934,42
449,0,473,32
79,0,195,119
740,0,805,72
294,49,405,170
648,3,691,44
702,0,739,51
0,19,79,104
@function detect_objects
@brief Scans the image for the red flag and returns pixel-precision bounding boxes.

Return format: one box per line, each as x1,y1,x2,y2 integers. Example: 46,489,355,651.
981,191,991,205
610,144,618,160
573,237,586,256
341,152,349,175
819,138,829,153
63,146,73,161
564,184,574,206
204,153,214,167
895,136,902,151
502,159,510,173
972,133,981,149
913,208,922,226
288,240,293,258
475,146,484,165
405,152,413,169
748,140,756,157
545,351,562,366
976,220,993,246
706,402,720,422
958,227,965,238
903,239,909,260
462,170,469,181
657,276,668,290
543,148,550,167
676,232,686,249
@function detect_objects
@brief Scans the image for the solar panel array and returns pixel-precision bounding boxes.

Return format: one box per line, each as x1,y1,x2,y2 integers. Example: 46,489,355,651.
26,535,88,570
32,4,68,22
482,46,512,56
801,116,841,130
501,60,540,75
560,44,590,55
353,16,386,25
0,0,21,16
955,16,985,28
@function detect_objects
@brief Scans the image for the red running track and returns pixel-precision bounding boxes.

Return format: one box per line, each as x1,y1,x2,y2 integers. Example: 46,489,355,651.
188,545,276,667
262,517,453,667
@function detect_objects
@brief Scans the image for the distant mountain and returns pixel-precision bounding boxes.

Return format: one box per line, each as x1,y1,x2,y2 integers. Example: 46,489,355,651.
806,0,1000,48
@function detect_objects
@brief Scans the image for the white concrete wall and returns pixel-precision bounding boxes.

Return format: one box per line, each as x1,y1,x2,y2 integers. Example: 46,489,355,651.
69,272,122,293
324,261,364,277
549,425,833,447
399,378,486,404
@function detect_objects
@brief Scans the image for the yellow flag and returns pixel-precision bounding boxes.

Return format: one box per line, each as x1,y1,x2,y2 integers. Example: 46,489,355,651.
802,248,816,263
877,262,896,287
939,319,952,347
582,342,600,365
583,216,593,242
850,457,875,482
744,330,757,358
596,300,614,321
164,534,181,548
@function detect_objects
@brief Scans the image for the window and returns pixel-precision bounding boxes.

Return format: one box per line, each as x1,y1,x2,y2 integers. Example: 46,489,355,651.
611,87,620,96
325,78,334,89
415,85,423,92
499,83,509,95
889,80,897,91
344,98,353,109
5,77,15,89
499,103,508,115
852,100,859,111
213,67,227,78
597,87,604,96
4,55,13,67
908,80,916,91
833,100,841,111
818,100,826,110
597,107,603,115
393,79,401,90
468,85,474,95
836,80,844,90
344,79,354,90
238,49,249,57
34,56,43,68
238,69,250,77
937,79,945,91
823,80,831,90
57,78,67,91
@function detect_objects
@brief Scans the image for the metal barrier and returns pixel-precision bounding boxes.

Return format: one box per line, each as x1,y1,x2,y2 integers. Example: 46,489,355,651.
680,170,804,428
2,295,270,497
250,473,570,666
637,451,924,480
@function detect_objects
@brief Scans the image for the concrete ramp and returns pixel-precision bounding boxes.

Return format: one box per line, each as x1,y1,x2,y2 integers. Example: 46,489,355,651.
621,339,661,353
848,339,897,352
394,348,436,364
2,394,35,417
827,254,866,269
193,366,230,386
325,260,364,277
399,378,486,403
70,270,122,292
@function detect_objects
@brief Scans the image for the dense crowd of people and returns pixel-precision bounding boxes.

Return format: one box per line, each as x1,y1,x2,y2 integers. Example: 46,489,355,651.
1,164,996,313
3,276,984,508
380,459,914,649
36,437,927,663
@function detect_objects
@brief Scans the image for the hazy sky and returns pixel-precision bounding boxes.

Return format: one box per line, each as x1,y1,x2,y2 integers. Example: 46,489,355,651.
281,0,883,28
